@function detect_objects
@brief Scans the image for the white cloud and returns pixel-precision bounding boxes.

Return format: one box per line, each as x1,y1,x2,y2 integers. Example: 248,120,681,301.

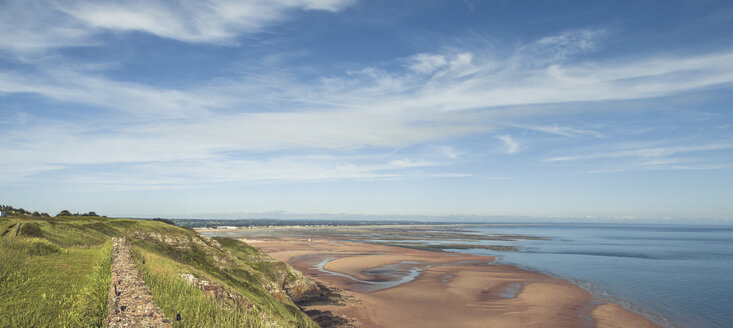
0,1,94,52
439,146,460,159
6,29,733,118
545,142,733,173
0,0,355,52
449,53,474,71
430,173,472,178
531,28,607,60
94,157,428,189
301,33,733,115
0,112,460,186
547,143,733,162
3,28,733,187
0,138,439,188
0,69,216,118
496,135,521,155
408,53,448,74
511,124,604,138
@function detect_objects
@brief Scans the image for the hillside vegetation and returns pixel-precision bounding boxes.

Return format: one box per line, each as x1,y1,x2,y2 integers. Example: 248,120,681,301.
0,213,319,327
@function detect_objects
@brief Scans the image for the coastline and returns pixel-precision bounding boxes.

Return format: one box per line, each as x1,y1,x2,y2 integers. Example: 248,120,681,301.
238,234,659,328
483,255,672,328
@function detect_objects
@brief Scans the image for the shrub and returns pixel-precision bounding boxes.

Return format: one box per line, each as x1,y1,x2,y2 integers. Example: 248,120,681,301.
20,223,44,238
153,218,177,226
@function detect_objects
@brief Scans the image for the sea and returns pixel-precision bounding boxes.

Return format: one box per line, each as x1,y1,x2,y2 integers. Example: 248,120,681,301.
448,224,733,328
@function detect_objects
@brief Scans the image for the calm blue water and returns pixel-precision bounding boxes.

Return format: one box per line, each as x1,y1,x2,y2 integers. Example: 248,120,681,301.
449,224,733,328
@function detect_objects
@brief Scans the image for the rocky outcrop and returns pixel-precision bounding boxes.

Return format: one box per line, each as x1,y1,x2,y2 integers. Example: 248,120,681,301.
131,231,232,268
179,273,252,309
106,238,171,328
131,231,192,249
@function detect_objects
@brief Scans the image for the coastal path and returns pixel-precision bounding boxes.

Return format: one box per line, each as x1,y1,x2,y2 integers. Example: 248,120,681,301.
106,237,171,328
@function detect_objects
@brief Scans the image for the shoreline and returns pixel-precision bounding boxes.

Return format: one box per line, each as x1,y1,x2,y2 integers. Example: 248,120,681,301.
239,235,660,328
484,255,672,328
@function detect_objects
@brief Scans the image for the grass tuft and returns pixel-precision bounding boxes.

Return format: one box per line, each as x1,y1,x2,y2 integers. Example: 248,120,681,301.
0,238,110,327
133,248,262,327
63,240,113,327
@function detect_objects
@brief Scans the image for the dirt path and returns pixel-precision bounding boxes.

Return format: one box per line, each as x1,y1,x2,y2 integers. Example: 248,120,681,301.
106,238,171,328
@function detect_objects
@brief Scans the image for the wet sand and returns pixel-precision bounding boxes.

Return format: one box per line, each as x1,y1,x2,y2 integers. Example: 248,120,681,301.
245,236,659,328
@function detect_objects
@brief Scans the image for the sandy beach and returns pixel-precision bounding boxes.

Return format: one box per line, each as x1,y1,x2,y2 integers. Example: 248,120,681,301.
241,235,659,328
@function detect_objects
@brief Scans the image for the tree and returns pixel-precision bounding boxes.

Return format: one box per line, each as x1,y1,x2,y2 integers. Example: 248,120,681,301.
32,211,41,217
57,210,72,217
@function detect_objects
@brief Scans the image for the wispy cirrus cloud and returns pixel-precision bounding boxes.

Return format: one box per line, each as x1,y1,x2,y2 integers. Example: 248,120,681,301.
529,28,608,61
6,27,733,119
509,124,604,138
545,142,733,173
3,26,733,187
52,157,435,191
61,0,354,43
496,135,521,155
0,111,468,186
0,0,355,52
0,69,217,118
547,143,733,162
0,1,93,52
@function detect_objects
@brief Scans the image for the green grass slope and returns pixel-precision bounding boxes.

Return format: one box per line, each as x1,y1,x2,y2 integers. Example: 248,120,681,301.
0,215,319,328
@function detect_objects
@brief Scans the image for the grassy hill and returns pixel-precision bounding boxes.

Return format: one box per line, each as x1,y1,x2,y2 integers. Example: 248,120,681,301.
0,213,320,327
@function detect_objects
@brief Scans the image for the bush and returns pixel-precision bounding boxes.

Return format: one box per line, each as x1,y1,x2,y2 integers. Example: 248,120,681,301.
153,218,177,226
20,223,44,238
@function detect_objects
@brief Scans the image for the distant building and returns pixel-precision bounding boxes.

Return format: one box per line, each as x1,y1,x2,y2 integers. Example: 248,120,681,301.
0,211,5,217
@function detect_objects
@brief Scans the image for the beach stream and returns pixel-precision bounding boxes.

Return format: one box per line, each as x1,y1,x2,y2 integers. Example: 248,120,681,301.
315,256,422,292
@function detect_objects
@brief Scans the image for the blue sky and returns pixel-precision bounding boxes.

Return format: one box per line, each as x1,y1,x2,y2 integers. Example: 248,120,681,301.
1,0,733,221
